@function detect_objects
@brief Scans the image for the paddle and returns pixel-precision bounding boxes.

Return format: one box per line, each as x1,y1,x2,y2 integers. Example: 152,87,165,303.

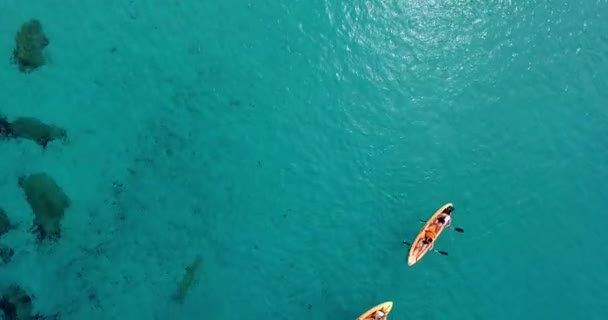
402,240,448,256
418,219,464,233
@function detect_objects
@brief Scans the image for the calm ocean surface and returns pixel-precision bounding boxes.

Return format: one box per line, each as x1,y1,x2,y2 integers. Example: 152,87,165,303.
1,1,607,319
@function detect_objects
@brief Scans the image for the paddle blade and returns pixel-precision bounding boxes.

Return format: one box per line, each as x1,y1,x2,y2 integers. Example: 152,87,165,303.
402,241,411,246
454,227,464,233
438,251,449,256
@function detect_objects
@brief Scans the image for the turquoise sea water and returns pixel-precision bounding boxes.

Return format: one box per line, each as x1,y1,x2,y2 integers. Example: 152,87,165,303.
1,1,607,319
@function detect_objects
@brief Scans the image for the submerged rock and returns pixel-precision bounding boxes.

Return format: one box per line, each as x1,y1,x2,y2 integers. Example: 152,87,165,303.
0,285,33,320
18,173,70,241
0,245,14,264
8,117,67,149
13,19,49,73
174,255,202,304
0,207,12,237
0,116,12,138
0,285,59,320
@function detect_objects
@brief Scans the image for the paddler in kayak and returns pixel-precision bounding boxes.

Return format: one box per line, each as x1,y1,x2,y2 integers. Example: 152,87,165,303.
437,211,452,227
421,229,437,248
371,310,387,320
421,209,453,249
356,301,393,320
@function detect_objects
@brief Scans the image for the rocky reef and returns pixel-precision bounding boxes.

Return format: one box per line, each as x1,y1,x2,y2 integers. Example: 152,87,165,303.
173,255,202,304
0,116,12,138
0,207,13,237
0,284,59,320
0,114,67,149
8,117,67,149
12,19,49,73
0,285,33,320
0,245,14,264
18,173,70,241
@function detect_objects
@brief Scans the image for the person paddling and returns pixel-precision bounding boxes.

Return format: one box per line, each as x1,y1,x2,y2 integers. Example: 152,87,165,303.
422,210,452,249
435,204,453,227
437,213,451,228
356,301,393,320
422,229,436,248
371,310,386,320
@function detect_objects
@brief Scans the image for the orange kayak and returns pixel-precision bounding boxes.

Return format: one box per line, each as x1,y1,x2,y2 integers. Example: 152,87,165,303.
407,203,454,266
356,301,393,320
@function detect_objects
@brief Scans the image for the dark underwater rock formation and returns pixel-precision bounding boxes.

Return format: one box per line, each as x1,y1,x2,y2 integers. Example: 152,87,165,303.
8,117,67,149
0,245,14,264
0,116,12,138
0,207,12,237
0,285,33,320
18,173,70,241
13,19,49,73
174,255,202,304
0,285,59,319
